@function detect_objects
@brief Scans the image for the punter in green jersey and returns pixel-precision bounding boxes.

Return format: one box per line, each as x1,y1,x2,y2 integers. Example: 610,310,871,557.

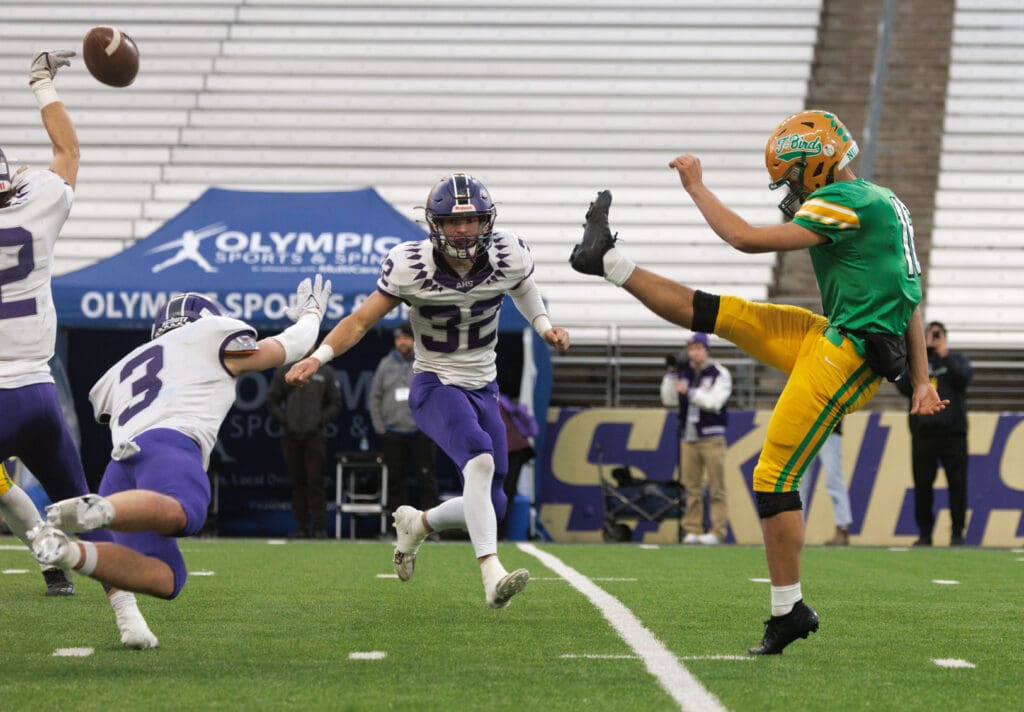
568,109,946,656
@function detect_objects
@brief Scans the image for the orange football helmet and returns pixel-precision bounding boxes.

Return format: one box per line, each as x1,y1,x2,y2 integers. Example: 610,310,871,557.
765,110,859,217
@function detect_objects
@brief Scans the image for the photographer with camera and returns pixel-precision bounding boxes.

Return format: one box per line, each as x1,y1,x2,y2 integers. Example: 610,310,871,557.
896,321,973,546
661,333,732,545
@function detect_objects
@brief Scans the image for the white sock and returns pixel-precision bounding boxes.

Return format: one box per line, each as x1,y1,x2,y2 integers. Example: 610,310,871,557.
426,497,465,531
109,590,159,649
462,453,497,559
771,583,802,616
0,487,43,542
480,555,508,592
603,247,636,287
109,589,138,614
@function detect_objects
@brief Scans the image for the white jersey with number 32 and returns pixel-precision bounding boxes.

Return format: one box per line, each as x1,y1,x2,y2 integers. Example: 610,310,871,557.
0,169,73,387
377,230,534,390
89,315,256,468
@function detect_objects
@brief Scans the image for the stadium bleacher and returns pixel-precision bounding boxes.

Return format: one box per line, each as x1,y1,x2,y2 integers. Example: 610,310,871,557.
932,0,1024,349
0,0,821,337
1,0,1020,408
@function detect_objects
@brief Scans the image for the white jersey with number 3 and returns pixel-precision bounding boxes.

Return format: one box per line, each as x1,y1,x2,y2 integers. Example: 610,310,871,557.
0,169,74,387
89,315,256,468
377,230,534,390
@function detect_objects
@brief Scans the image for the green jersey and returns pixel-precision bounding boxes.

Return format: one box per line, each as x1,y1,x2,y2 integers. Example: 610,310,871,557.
793,179,922,337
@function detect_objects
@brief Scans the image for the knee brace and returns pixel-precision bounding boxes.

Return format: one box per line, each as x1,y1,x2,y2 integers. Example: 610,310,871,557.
756,491,802,519
692,290,721,334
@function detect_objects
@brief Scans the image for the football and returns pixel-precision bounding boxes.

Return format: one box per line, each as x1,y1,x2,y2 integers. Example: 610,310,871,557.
82,26,139,87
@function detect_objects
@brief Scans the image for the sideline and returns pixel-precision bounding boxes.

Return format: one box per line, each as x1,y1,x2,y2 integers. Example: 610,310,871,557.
517,543,728,712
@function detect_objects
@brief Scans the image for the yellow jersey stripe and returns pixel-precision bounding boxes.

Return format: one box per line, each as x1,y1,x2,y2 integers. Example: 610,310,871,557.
795,199,861,229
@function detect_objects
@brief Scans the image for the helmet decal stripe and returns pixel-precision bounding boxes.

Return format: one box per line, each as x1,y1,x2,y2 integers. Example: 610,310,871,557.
452,173,470,203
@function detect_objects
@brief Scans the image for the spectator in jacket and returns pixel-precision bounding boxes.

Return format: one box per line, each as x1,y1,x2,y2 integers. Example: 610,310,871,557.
267,362,341,538
661,332,732,545
896,321,973,546
370,322,438,517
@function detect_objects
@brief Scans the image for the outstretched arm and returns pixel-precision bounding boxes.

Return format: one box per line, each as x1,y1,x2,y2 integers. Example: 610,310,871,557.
669,154,825,253
30,51,79,189
287,290,401,386
226,274,331,376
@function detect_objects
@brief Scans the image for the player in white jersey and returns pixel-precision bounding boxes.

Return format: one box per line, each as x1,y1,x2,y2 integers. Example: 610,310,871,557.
31,276,331,648
0,50,104,598
288,173,569,609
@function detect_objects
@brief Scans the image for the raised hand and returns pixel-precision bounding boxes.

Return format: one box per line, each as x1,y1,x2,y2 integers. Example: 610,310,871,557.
30,50,75,85
285,273,332,322
668,154,704,193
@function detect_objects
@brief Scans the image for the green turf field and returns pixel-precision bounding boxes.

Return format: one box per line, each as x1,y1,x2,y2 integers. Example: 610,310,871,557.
3,536,1021,711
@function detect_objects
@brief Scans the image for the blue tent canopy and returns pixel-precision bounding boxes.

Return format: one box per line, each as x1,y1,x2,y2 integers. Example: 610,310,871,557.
53,186,528,331
52,187,549,536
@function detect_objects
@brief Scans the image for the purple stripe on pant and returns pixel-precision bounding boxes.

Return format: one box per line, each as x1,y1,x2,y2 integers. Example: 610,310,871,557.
408,372,510,520
98,428,211,599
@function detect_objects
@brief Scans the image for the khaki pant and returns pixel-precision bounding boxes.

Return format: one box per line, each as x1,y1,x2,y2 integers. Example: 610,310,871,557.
680,436,728,539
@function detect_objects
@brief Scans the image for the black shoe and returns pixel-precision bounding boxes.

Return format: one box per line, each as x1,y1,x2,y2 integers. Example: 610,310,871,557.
42,567,75,596
569,190,617,276
950,535,965,546
913,536,932,547
747,600,819,655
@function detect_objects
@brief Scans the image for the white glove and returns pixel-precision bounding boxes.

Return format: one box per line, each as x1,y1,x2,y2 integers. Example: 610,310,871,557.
30,50,74,86
285,273,331,322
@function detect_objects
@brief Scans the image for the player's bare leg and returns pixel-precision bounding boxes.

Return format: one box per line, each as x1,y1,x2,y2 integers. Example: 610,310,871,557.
46,490,186,535
762,511,803,586
569,189,699,329
32,532,174,598
622,268,698,330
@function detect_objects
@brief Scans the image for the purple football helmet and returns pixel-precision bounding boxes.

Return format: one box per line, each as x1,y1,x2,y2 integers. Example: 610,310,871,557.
424,173,497,260
0,147,12,194
151,292,224,339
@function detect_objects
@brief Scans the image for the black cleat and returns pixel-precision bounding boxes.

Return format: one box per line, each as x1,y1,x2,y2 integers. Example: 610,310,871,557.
42,567,75,596
569,190,617,276
747,600,819,655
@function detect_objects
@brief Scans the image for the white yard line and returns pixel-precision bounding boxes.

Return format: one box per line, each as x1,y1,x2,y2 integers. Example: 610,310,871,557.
349,651,387,660
518,543,728,712
933,658,975,669
53,648,94,657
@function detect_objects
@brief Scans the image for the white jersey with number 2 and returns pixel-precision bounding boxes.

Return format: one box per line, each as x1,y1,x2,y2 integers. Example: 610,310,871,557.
0,169,73,387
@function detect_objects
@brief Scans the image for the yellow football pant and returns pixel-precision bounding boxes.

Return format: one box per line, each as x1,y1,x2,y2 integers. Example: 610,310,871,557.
0,463,12,497
714,296,881,493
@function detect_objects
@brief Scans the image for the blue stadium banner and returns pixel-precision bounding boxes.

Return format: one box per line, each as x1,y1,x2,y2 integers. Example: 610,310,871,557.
538,408,1024,548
